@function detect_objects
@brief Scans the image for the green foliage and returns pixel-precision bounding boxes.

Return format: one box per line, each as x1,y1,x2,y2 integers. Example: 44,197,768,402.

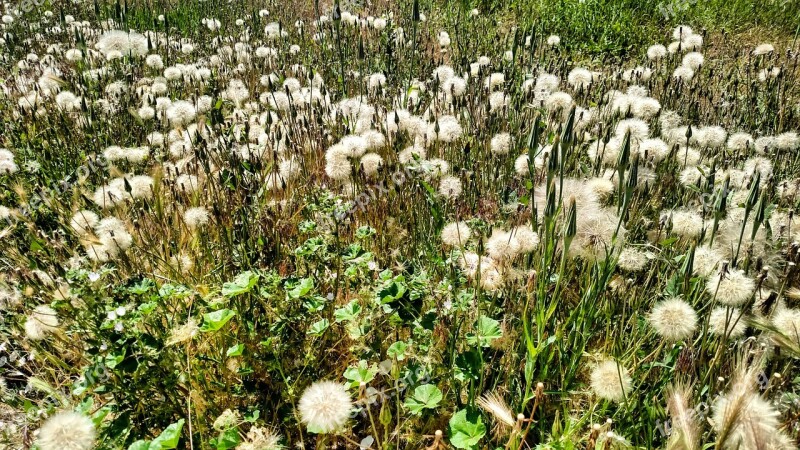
404,384,443,414
449,409,487,449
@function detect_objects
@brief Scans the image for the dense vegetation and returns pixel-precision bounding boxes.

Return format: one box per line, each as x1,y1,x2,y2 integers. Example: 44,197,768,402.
1,0,800,449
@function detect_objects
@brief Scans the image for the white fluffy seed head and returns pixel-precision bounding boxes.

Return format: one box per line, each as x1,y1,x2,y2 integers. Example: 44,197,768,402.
25,305,60,340
590,360,631,402
36,411,96,450
490,133,512,155
184,207,210,229
705,269,755,306
438,176,462,199
649,297,698,341
298,381,352,434
709,307,747,338
441,221,471,247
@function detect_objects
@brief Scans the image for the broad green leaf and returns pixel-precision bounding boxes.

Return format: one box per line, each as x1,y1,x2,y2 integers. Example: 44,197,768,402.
449,409,486,449
201,309,236,332
212,428,240,449
467,316,503,347
222,271,259,297
288,277,314,299
387,341,408,360
404,384,443,414
334,301,361,322
307,319,329,336
104,350,125,369
149,419,184,449
226,344,244,357
128,278,155,295
128,441,150,450
343,360,378,388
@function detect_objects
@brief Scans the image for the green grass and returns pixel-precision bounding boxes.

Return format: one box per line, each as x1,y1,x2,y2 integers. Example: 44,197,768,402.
2,0,800,448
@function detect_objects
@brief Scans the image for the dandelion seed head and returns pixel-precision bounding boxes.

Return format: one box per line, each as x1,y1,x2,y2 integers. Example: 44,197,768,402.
70,210,99,236
682,52,704,70
567,67,593,89
511,226,539,253
673,66,694,82
673,25,694,40
615,118,649,141
483,72,505,91
490,133,512,155
727,132,753,151
514,154,531,176
631,97,661,119
398,145,426,164
617,247,650,272
438,176,462,200
441,221,471,247
590,360,631,402
709,307,747,338
665,209,703,239
693,245,724,277
693,126,727,148
743,156,773,180
775,132,799,151
184,207,210,229
96,30,148,58
544,91,573,114
753,43,775,56
479,263,504,291
442,76,467,98
649,297,698,341
706,269,755,306
359,153,383,177
772,308,800,342
298,381,352,434
429,116,463,142
647,44,667,60
36,411,95,450
25,305,59,340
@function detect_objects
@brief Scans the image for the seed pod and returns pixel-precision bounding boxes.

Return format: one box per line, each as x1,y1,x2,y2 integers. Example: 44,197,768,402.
565,196,577,239
544,179,557,219
746,171,761,210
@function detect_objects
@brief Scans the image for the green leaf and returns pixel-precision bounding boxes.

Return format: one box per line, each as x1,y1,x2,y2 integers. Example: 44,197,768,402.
212,428,240,449
466,316,503,347
334,301,361,322
387,341,409,360
201,309,236,332
404,384,443,414
244,410,260,422
149,419,184,449
449,409,486,449
343,360,378,388
288,277,314,299
222,271,259,297
104,350,125,369
128,441,150,450
377,278,407,304
226,344,244,357
128,278,155,295
307,319,329,336
303,295,326,313
455,350,481,381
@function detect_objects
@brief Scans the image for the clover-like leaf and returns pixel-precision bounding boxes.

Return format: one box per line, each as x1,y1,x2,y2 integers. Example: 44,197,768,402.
404,384,443,414
449,409,486,449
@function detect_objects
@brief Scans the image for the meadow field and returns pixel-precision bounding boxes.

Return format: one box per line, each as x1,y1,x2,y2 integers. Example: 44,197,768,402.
1,0,800,448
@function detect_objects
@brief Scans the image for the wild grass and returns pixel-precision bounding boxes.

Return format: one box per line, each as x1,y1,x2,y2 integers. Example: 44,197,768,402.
1,0,800,449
